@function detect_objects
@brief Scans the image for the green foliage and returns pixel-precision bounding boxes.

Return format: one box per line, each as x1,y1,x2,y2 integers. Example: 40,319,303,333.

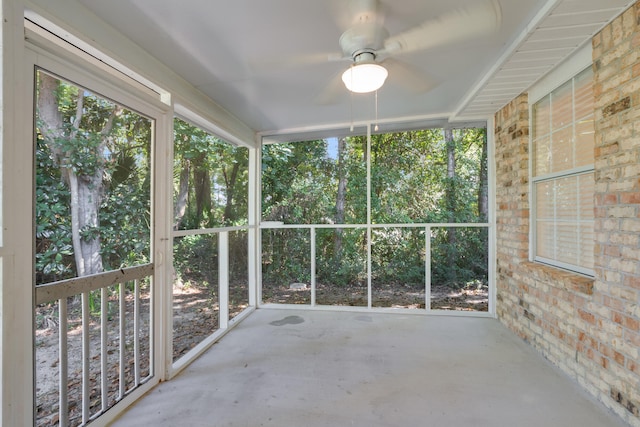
261,128,489,289
36,74,152,284
315,229,367,286
173,235,218,287
35,137,74,283
261,229,311,286
173,118,249,229
431,227,488,287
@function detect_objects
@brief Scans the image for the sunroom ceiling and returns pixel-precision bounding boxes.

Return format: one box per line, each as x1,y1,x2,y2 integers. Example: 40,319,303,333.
72,0,632,136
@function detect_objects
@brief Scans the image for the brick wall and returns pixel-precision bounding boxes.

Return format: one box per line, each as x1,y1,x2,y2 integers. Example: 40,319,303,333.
495,3,640,426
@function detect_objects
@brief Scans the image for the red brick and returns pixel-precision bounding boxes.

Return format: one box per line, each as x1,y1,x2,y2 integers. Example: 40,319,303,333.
621,192,640,204
624,276,640,289
624,315,639,331
601,344,614,359
614,350,626,366
612,310,624,325
579,309,596,325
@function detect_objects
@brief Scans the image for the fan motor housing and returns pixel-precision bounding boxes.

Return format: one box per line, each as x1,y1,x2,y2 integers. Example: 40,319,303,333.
339,22,389,59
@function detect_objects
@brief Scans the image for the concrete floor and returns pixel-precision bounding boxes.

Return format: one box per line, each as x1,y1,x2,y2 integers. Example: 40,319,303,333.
111,309,627,427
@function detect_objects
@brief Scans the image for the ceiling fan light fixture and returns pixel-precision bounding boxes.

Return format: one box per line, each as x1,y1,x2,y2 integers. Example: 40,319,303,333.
342,63,388,93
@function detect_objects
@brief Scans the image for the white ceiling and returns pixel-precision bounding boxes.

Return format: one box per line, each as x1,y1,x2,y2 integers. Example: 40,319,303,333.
76,0,633,136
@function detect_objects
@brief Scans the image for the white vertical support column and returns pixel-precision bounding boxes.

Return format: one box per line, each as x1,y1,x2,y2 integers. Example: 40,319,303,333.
310,227,316,306
119,282,126,399
59,298,69,426
248,146,259,307
100,287,108,411
154,110,174,379
366,124,372,309
219,231,229,329
134,279,141,385
487,117,497,316
81,291,90,424
425,226,432,312
2,2,34,425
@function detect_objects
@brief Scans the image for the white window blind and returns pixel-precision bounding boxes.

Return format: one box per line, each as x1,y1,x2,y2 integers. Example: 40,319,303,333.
531,66,594,276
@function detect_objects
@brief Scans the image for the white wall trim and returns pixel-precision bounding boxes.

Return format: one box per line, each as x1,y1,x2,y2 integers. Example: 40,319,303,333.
2,0,33,425
24,0,256,147
528,42,592,105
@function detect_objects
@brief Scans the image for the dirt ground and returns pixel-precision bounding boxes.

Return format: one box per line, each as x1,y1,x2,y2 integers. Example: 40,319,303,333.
34,280,486,426
263,281,489,311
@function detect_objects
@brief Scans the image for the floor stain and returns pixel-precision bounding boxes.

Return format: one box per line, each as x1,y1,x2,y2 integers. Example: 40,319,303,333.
269,315,305,326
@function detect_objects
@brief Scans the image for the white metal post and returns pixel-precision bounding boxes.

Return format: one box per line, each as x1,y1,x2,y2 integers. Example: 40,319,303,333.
248,147,259,307
366,124,372,308
425,226,432,312
310,227,316,306
219,231,229,329
487,117,497,316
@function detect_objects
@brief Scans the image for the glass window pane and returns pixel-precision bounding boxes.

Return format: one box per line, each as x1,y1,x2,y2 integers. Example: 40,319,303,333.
579,173,595,218
579,222,595,270
551,127,573,172
552,81,573,131
575,117,595,167
574,67,594,120
533,96,550,139
556,176,578,219
35,70,151,285
533,67,594,275
536,182,554,219
536,221,555,259
533,136,551,176
556,224,578,265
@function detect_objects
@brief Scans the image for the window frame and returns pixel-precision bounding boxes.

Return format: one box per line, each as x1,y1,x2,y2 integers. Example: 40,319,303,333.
529,49,595,277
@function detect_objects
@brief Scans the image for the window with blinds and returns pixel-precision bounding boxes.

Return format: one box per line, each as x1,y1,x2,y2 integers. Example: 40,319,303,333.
531,66,594,276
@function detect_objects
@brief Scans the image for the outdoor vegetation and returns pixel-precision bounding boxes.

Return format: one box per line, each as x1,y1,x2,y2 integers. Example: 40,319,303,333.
33,69,490,426
171,118,250,361
35,70,153,426
261,129,489,309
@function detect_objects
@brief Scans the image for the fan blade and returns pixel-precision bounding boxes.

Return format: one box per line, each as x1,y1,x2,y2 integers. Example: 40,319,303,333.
314,72,347,105
250,52,347,73
380,0,502,56
383,58,439,94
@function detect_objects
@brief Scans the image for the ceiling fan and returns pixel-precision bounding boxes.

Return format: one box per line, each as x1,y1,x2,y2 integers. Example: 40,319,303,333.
253,0,502,103
329,0,503,95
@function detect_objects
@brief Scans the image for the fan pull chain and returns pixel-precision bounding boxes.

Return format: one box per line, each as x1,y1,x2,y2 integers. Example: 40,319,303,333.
374,90,379,132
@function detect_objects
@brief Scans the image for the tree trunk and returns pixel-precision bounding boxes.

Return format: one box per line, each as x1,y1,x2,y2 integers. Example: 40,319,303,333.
37,73,116,277
334,137,347,256
223,162,240,224
174,160,190,230
194,164,211,227
69,172,104,275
